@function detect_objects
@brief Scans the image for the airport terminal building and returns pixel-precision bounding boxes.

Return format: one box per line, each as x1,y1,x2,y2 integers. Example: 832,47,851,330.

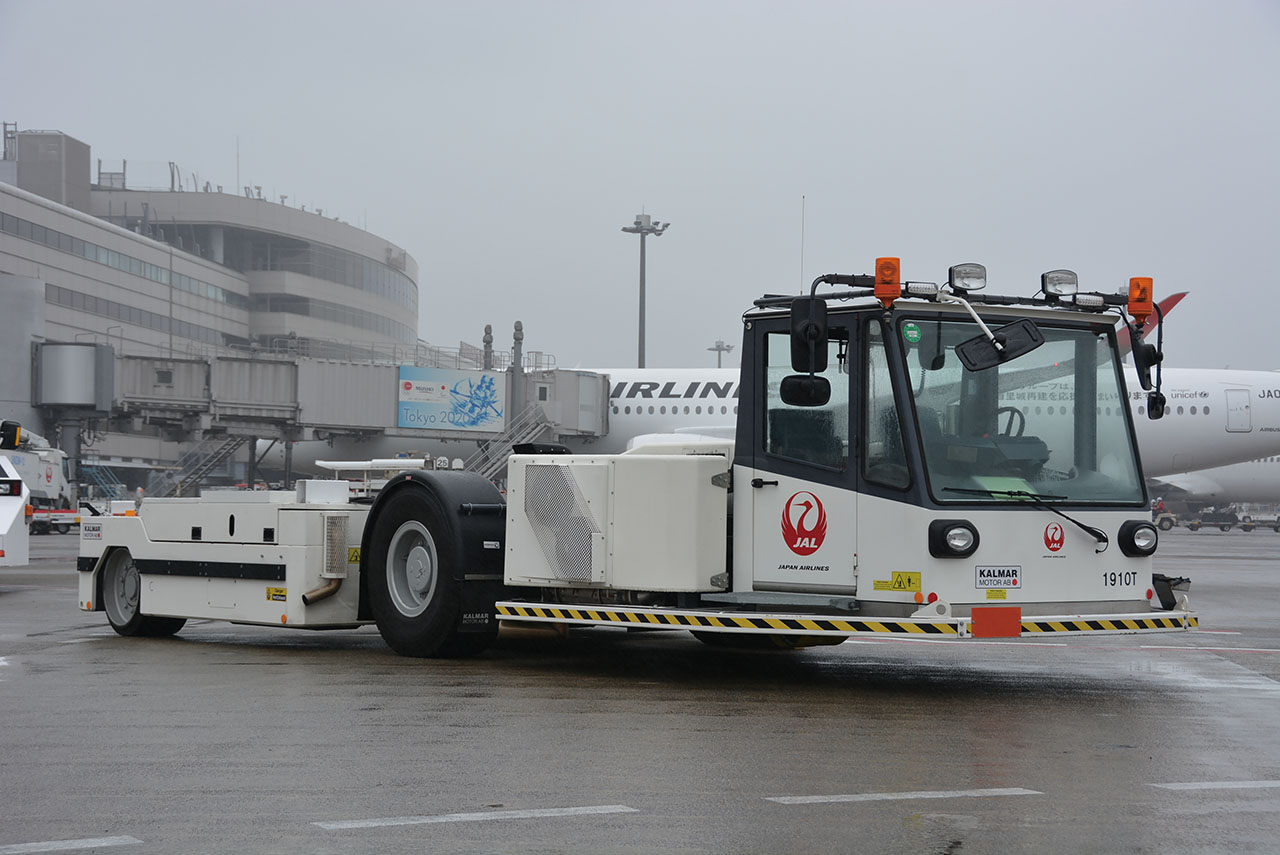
0,123,427,492
1,123,594,500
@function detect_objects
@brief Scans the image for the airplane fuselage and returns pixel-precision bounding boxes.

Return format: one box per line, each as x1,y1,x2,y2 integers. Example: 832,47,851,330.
257,365,1280,482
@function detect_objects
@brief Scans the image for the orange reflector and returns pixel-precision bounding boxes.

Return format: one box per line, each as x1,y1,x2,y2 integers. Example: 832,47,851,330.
971,606,1023,638
281,614,288,624
914,591,924,604
874,256,901,308
24,505,32,517
1129,277,1154,323
86,600,91,610
124,509,137,516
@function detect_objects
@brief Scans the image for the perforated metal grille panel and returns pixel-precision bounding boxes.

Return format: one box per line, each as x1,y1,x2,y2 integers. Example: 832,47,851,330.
524,465,600,581
323,514,349,578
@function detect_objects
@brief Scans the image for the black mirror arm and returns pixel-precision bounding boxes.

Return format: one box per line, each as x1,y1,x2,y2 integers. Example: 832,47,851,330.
1146,301,1166,420
937,292,1004,351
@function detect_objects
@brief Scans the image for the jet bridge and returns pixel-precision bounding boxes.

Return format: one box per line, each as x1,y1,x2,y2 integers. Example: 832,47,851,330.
89,353,610,491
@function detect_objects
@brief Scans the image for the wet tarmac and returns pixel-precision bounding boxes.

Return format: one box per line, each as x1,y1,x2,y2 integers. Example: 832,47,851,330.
1,528,1277,854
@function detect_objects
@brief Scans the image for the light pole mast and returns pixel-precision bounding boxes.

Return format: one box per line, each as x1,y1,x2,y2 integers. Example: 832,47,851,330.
707,339,734,368
621,213,669,368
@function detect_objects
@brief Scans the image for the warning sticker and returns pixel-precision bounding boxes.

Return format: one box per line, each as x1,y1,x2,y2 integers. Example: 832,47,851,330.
873,572,922,592
266,587,287,602
347,547,361,564
986,589,1008,600
976,565,1021,589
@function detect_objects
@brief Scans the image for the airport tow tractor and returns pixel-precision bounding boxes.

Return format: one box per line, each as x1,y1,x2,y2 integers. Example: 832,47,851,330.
76,259,1196,656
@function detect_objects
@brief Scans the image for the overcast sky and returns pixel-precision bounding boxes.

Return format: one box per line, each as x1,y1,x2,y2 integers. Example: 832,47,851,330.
3,0,1277,370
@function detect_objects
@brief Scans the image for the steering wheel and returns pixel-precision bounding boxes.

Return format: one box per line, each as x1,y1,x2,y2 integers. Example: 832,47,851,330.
996,406,1026,437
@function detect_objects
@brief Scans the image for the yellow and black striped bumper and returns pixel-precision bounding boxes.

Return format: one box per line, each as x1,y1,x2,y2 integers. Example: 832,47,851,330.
494,602,1197,638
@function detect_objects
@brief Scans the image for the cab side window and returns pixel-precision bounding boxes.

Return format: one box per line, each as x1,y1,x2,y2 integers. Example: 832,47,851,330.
764,330,849,470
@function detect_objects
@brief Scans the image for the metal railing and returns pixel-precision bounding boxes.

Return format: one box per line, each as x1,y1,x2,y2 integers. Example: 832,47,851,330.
147,435,247,497
463,404,552,481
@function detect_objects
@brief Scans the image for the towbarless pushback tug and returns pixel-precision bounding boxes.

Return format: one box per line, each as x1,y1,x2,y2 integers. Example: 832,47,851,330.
78,259,1194,656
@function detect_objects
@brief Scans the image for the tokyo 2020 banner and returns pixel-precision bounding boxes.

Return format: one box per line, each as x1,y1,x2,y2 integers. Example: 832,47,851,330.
397,366,505,432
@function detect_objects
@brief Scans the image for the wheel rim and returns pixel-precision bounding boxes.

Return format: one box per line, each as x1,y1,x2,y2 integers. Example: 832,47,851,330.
104,551,140,626
386,520,438,618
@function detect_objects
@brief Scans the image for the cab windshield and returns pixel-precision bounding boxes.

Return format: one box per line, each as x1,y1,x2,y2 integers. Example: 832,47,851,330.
901,317,1144,505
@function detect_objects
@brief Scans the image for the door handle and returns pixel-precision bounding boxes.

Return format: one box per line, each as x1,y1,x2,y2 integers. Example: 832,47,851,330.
750,478,778,488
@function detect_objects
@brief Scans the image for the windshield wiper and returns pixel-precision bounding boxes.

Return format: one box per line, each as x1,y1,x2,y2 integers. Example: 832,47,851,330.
943,487,1109,553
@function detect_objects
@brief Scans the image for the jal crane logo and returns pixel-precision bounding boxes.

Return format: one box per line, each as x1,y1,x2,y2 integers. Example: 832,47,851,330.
1044,522,1065,552
782,491,827,556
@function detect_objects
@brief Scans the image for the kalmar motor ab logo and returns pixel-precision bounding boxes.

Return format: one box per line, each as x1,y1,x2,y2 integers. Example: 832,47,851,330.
1044,522,1065,552
782,491,827,556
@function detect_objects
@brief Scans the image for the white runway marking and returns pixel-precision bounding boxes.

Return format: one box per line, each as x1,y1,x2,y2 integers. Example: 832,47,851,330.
1150,780,1280,791
315,804,639,830
0,836,141,854
1140,645,1280,654
767,787,1042,805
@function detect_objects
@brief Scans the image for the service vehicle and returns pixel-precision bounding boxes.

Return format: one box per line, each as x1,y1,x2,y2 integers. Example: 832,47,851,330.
2,431,71,525
1183,506,1280,533
26,506,79,534
76,259,1196,655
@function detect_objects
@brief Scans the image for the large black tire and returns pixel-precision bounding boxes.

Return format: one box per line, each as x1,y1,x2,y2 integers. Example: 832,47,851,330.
1220,524,1232,532
101,549,186,637
365,486,495,658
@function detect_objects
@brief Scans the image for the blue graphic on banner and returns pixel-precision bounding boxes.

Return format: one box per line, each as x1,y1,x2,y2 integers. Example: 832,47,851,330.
398,366,506,432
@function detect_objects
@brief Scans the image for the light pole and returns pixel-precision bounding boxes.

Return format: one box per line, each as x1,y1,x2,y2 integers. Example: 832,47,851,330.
707,339,734,368
621,213,669,368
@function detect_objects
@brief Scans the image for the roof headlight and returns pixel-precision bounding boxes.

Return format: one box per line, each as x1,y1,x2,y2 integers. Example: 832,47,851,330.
1040,269,1078,298
948,263,986,292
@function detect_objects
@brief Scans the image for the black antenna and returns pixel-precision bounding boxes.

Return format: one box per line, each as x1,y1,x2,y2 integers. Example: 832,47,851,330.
799,194,806,291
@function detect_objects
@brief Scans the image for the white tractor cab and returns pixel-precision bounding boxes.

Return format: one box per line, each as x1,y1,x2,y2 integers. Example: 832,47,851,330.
0,420,31,566
76,259,1195,657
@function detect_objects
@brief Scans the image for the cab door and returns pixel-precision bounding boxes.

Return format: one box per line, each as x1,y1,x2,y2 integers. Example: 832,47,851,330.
735,325,859,594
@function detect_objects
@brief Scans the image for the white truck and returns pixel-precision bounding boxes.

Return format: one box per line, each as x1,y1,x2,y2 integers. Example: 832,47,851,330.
4,431,72,533
76,259,1196,654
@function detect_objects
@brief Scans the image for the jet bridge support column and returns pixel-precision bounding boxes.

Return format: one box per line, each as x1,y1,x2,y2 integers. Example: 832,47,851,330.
509,321,525,422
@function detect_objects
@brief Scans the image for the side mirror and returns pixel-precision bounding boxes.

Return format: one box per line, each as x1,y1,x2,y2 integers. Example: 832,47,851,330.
955,319,1045,372
790,297,828,373
1131,332,1162,392
780,375,831,407
0,420,20,451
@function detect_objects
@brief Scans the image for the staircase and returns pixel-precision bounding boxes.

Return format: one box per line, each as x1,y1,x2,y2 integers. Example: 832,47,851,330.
81,464,127,501
148,436,248,498
463,404,551,480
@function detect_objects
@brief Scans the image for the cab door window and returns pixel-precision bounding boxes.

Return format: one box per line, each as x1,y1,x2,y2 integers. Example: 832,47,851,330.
764,329,849,470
